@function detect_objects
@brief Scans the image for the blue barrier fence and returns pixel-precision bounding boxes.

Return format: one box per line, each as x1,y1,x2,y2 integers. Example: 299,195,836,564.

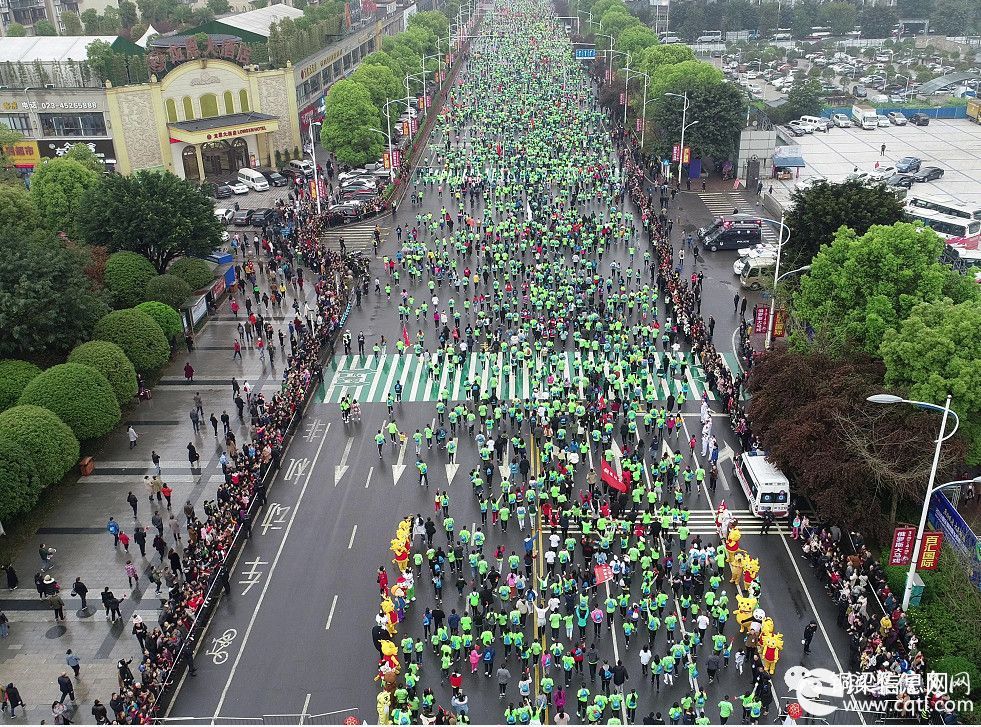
824,106,968,119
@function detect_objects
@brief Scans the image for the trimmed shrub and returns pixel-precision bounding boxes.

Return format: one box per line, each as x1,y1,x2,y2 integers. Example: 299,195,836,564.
135,301,183,343
93,309,170,375
0,404,79,487
0,359,43,412
168,257,214,291
0,438,41,523
145,274,192,311
104,251,157,309
18,363,121,440
67,341,138,406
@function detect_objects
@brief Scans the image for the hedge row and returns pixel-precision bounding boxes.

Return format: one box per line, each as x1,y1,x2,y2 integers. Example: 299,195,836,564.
103,251,215,312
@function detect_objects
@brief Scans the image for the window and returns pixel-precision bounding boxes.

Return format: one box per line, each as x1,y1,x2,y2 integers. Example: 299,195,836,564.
0,113,31,134
165,99,178,124
182,96,194,121
200,93,219,119
38,112,106,137
239,90,250,113
223,91,234,115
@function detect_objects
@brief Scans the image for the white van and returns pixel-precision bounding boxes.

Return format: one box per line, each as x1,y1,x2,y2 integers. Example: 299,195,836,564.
237,167,269,191
288,159,315,177
733,451,791,517
799,115,830,132
739,258,776,290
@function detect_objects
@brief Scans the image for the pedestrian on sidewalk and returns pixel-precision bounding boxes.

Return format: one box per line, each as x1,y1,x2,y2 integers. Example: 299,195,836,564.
150,450,161,475
0,611,8,638
5,683,25,716
126,491,138,518
193,392,204,416
48,589,66,622
210,413,219,437
801,620,818,655
220,410,231,434
183,361,194,382
39,543,54,571
125,560,139,588
190,408,201,433
161,483,172,509
4,564,18,590
127,425,139,448
187,442,200,470
70,578,88,611
57,672,76,704
133,525,147,558
118,530,130,553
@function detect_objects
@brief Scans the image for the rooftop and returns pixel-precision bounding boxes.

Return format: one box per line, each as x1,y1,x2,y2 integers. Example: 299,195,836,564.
0,36,122,64
213,4,305,38
169,111,277,132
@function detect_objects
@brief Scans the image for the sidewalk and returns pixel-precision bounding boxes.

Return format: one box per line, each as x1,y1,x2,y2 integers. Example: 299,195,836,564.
0,257,317,724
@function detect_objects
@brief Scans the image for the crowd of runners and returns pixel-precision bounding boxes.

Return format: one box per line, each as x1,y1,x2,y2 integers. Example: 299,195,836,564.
369,4,785,725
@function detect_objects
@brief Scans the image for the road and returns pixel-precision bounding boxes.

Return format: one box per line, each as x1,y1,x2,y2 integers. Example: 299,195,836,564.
168,5,862,725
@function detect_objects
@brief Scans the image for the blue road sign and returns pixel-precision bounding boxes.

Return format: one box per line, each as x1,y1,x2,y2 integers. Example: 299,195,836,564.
575,48,596,60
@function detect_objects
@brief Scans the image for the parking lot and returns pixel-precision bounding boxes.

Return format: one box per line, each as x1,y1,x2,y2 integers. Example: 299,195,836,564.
768,117,981,209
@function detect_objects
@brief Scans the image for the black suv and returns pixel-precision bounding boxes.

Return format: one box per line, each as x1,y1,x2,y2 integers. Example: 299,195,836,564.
909,112,930,126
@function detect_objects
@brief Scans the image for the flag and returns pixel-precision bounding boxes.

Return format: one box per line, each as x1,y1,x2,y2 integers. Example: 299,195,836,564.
601,460,626,493
402,325,410,347
594,564,614,585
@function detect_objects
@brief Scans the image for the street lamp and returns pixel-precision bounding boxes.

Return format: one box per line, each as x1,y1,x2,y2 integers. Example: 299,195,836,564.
596,33,616,81
308,120,322,214
624,67,649,148
866,394,968,611
379,97,408,182
665,91,698,185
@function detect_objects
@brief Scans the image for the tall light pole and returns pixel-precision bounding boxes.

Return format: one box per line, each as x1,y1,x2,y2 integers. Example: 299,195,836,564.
866,395,969,611
380,98,408,182
625,67,649,147
596,33,615,81
756,212,790,349
308,121,322,214
665,91,697,185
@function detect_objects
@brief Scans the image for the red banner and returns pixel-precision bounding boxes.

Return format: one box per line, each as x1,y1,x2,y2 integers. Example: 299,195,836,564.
753,306,770,334
425,95,432,109
671,144,681,163
605,69,612,83
889,526,916,566
391,149,401,169
594,563,614,585
402,120,410,137
635,118,643,132
620,92,626,104
600,460,626,493
772,309,787,338
917,531,943,570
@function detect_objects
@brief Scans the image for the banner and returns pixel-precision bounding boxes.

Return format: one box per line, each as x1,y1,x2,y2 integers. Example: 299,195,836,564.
402,120,410,137
772,309,787,338
889,526,916,566
383,150,391,170
600,460,626,493
671,144,681,163
425,95,432,109
635,118,643,132
620,92,626,105
318,178,327,198
411,118,419,134
392,149,402,169
917,531,943,570
308,179,317,199
928,491,981,589
753,306,770,334
682,146,691,164
605,69,612,83
594,563,614,585
417,96,425,110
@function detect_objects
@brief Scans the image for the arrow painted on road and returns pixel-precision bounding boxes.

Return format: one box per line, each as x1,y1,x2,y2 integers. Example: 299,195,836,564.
716,444,735,491
393,432,408,487
446,463,460,483
334,437,354,486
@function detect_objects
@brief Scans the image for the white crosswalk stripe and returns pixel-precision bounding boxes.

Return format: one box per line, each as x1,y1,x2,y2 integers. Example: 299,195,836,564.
697,191,780,244
545,508,774,535
321,222,388,254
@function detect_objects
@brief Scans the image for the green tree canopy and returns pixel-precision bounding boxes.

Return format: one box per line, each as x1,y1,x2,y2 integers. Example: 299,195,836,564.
792,223,976,355
135,301,182,342
0,438,41,524
29,157,101,237
600,7,640,40
407,10,450,44
144,273,192,310
785,180,906,264
880,298,981,463
321,80,384,167
0,230,108,359
0,359,43,413
0,404,80,487
18,363,121,440
68,340,137,406
0,184,40,237
6,22,26,36
819,1,858,35
93,308,170,375
860,4,898,37
351,63,404,123
34,19,58,35
167,257,214,291
616,26,659,59
63,143,105,173
77,170,222,273
104,251,158,309
361,50,405,81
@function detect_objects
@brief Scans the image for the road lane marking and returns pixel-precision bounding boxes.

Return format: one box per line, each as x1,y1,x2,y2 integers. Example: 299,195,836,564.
364,465,374,489
348,524,358,549
325,595,338,630
299,693,311,725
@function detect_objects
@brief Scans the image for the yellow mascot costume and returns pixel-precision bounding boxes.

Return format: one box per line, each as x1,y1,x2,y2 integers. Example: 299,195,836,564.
761,631,784,674
730,551,746,586
735,595,758,633
740,556,760,595
725,526,742,563
376,690,392,725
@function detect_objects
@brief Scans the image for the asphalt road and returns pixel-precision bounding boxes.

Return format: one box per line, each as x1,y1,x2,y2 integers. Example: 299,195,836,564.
168,17,863,727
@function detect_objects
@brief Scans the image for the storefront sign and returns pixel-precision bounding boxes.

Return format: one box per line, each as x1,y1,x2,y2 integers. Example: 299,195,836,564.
299,48,343,81
2,140,40,168
2,99,101,111
753,306,770,334
38,138,116,163
147,37,252,74
889,526,916,566
210,275,226,299
205,125,268,141
917,531,943,570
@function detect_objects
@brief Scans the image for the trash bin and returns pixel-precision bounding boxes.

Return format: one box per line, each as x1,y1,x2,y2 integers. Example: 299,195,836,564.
79,456,95,477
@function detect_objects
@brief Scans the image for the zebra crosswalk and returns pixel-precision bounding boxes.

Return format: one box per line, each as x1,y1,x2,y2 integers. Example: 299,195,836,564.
545,508,774,536
321,351,719,404
697,191,780,245
321,222,389,254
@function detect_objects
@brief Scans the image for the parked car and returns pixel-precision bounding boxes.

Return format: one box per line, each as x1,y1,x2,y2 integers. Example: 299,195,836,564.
869,165,897,181
853,84,867,97
787,120,813,135
214,208,234,225
887,111,908,125
909,112,930,126
250,208,277,227
232,209,254,226
226,179,249,195
831,113,851,128
786,123,806,137
213,183,233,199
328,204,364,221
876,115,891,127
257,168,289,187
885,174,915,189
896,156,922,173
911,166,944,182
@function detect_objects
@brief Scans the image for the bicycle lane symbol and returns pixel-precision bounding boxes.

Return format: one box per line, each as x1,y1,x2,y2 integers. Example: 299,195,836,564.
207,628,238,665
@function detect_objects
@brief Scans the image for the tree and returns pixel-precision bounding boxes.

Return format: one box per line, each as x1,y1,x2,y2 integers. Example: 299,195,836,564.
34,19,58,35
746,348,963,539
350,63,403,123
63,142,105,173
29,158,101,238
0,405,80,488
785,180,906,264
616,26,659,59
929,0,978,36
861,4,898,37
0,184,40,237
103,251,157,309
62,11,83,34
119,0,139,27
362,50,405,80
638,43,696,78
792,223,977,355
407,10,449,43
78,171,222,273
144,273,192,310
667,0,707,40
880,298,981,463
206,0,230,13
135,301,182,342
67,341,137,406
167,257,213,291
600,8,640,40
0,438,41,525
819,1,858,36
0,359,42,413
93,308,170,375
6,22,26,36
18,363,121,440
0,231,108,359
321,80,384,167
781,79,823,120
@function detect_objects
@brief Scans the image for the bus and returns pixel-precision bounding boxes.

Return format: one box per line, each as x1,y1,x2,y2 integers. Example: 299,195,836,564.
732,451,790,518
906,193,981,221
804,26,832,40
907,208,981,240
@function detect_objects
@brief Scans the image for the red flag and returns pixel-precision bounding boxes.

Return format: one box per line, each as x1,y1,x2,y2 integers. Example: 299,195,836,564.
601,460,626,493
402,325,410,347
594,564,614,585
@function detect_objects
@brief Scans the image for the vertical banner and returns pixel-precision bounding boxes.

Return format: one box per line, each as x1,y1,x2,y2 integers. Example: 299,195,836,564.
671,144,681,163
391,149,401,169
308,179,317,198
682,146,691,164
620,92,626,104
772,309,787,338
889,526,917,566
402,121,410,137
417,96,424,110
425,95,432,109
383,150,392,170
635,118,643,132
605,69,612,83
917,532,943,570
317,178,327,198
753,306,770,334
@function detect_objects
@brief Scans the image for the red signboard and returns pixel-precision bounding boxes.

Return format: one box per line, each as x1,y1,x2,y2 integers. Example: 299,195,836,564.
772,309,787,338
889,526,916,566
411,118,419,134
635,118,643,132
671,144,681,163
917,531,943,570
594,564,614,585
600,460,626,493
753,306,770,334
620,92,626,104
391,149,401,169
425,95,432,109
605,69,612,83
